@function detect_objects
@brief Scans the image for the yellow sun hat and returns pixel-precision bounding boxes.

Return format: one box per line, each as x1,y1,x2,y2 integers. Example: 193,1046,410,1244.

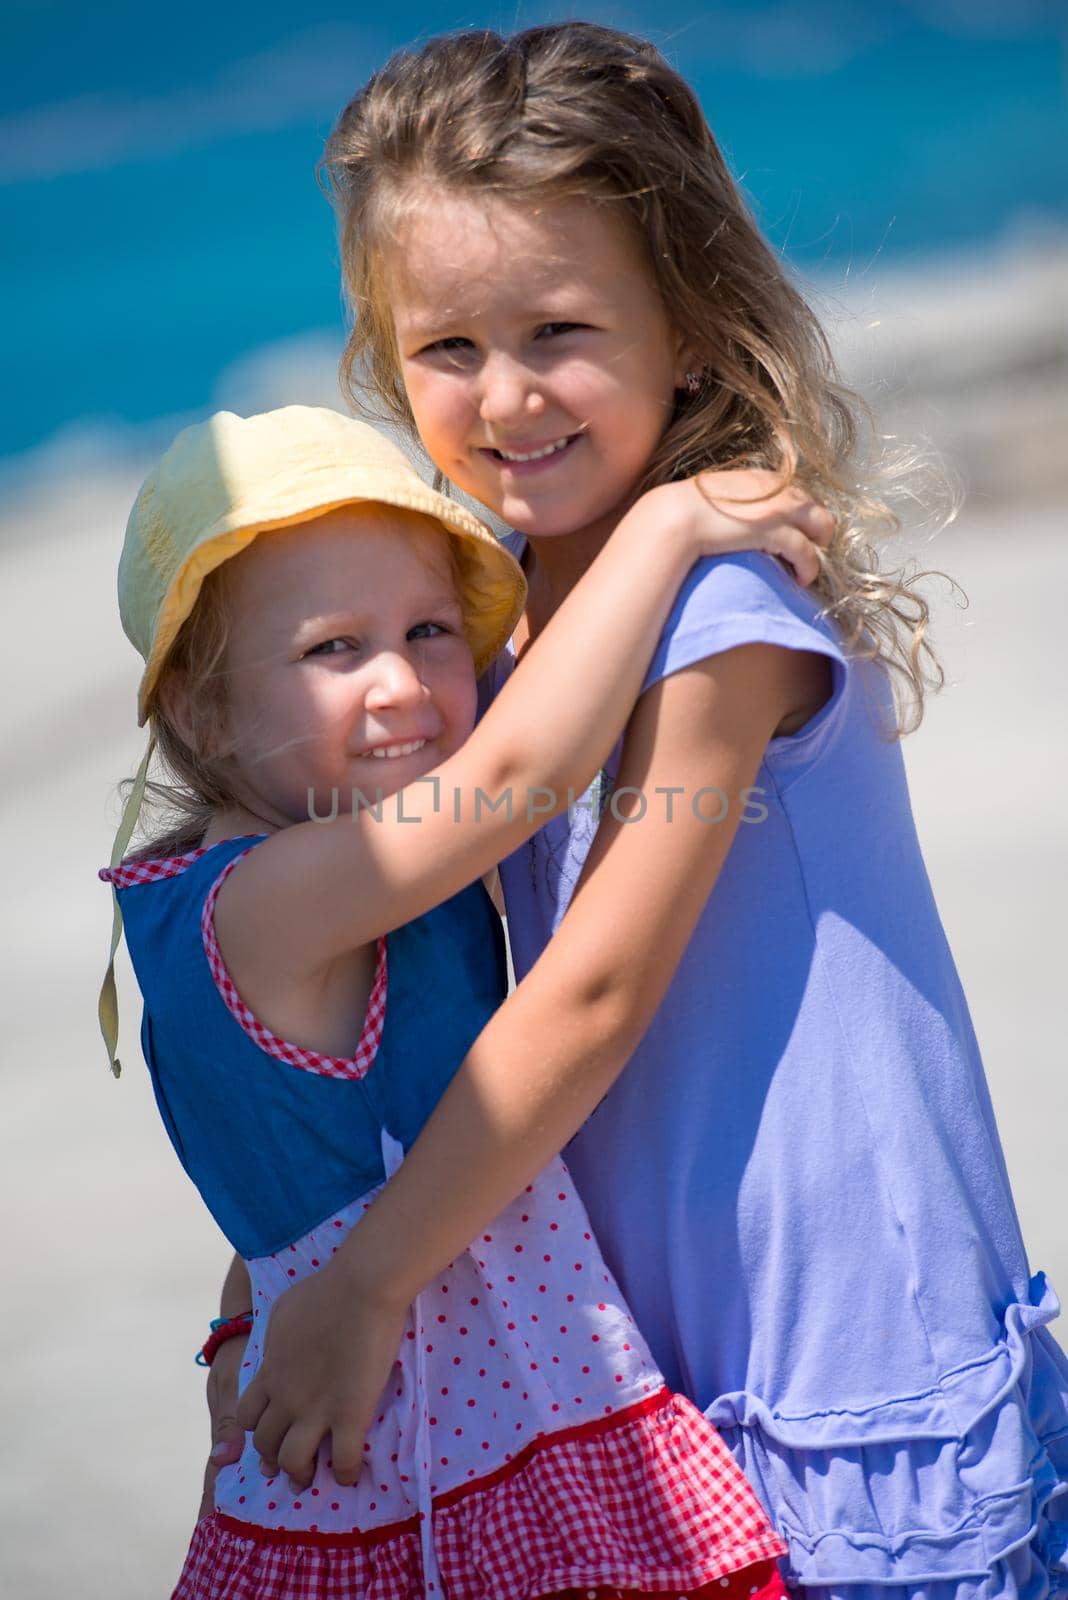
122,404,526,721
100,405,526,1078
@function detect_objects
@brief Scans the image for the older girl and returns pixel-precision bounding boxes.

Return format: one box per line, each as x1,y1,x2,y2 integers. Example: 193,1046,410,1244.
218,24,1067,1600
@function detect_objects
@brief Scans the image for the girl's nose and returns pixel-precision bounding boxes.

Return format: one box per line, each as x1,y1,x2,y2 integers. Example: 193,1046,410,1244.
363,651,428,713
478,352,546,428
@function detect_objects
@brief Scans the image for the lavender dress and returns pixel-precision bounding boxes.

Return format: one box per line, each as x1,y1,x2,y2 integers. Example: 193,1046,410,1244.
484,544,1068,1600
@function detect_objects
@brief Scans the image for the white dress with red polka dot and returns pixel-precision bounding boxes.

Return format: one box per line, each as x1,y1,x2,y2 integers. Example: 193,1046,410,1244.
101,841,786,1600
186,1147,786,1600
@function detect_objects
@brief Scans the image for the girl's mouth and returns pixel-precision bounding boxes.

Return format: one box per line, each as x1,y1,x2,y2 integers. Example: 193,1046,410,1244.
357,738,428,760
482,433,582,474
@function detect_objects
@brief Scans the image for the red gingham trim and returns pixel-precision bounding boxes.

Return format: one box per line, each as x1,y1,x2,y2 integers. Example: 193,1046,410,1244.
195,1523,780,1600
99,844,216,886
98,836,270,887
176,1389,787,1599
435,1385,674,1510
215,1392,681,1551
201,849,387,1081
434,1388,786,1593
213,1510,417,1551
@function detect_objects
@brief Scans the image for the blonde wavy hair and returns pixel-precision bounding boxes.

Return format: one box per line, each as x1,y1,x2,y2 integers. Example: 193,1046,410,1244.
321,20,958,735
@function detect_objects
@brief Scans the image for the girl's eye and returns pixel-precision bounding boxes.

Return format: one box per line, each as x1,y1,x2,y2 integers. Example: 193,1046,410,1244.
408,620,451,641
536,322,583,339
420,336,474,358
304,637,353,658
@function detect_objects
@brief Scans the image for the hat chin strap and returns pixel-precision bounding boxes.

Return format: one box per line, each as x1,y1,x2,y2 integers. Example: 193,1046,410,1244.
98,734,157,1078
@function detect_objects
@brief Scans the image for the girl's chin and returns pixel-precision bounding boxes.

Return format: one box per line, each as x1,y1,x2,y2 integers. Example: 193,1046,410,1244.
453,472,615,542
497,500,586,539
507,510,625,548
494,487,635,544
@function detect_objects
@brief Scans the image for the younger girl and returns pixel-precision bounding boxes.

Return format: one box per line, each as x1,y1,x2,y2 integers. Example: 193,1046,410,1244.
225,23,1068,1600
102,403,830,1597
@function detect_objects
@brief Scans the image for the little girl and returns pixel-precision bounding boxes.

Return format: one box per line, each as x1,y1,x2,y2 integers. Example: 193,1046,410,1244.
218,22,1068,1600
101,403,831,1597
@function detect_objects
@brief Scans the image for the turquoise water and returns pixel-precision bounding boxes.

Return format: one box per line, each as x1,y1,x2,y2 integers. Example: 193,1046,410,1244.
3,0,1065,459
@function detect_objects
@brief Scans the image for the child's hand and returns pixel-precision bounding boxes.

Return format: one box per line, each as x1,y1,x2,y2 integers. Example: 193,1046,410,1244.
638,469,836,586
197,1335,247,1523
234,1261,409,1491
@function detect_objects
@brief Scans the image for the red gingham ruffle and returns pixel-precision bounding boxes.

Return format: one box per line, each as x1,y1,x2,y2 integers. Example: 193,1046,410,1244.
173,1389,787,1599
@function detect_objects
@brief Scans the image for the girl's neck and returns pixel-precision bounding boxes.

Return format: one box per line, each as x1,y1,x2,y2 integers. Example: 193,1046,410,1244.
520,519,618,643
200,805,280,850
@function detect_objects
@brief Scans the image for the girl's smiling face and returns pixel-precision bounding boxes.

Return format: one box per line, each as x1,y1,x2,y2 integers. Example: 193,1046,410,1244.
386,192,689,550
214,507,477,828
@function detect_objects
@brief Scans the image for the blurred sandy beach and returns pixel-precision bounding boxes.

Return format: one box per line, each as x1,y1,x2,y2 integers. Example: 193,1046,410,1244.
2,234,1066,1596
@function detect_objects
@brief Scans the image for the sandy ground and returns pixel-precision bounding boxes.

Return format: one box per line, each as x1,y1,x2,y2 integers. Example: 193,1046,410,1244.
1,468,1065,1595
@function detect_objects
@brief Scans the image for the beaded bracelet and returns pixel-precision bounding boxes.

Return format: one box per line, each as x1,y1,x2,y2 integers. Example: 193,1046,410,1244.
196,1311,253,1367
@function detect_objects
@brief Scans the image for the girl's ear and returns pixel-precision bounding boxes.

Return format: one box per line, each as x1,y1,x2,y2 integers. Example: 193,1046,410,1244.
157,670,196,748
158,670,228,760
672,331,703,395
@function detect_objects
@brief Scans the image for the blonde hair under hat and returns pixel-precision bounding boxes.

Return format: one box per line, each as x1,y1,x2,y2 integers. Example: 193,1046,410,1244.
100,405,527,1075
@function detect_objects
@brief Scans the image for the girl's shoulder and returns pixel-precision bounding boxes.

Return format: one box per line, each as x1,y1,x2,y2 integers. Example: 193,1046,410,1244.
643,552,897,778
499,534,848,687
642,551,848,692
99,835,268,989
102,832,505,1022
489,537,887,768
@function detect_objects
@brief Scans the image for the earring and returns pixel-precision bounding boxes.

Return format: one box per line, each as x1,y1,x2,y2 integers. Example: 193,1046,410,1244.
685,371,703,397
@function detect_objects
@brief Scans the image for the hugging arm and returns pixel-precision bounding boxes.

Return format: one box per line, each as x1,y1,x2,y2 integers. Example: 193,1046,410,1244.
236,636,808,1487
206,475,831,1492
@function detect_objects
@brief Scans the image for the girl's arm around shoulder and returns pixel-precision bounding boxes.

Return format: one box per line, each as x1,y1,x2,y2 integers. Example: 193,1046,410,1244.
233,636,816,1489
228,479,833,1488
319,636,818,1309
215,476,833,997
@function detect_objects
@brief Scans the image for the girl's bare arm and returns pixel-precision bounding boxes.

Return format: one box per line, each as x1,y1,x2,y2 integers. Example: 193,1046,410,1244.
236,636,812,1485
321,643,801,1296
